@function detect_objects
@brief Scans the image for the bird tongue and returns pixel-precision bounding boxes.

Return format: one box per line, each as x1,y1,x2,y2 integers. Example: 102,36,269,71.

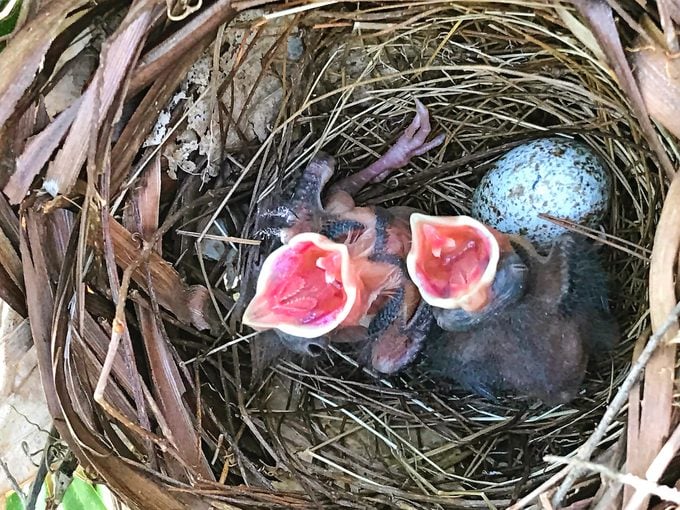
407,214,500,311
420,223,490,297
243,233,361,338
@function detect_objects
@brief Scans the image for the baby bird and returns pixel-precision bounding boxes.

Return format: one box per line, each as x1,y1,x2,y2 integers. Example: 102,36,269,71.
420,232,618,404
245,100,445,373
406,214,528,327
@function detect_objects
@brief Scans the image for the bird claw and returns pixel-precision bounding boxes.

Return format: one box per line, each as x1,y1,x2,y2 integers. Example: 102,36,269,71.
329,99,444,196
367,99,445,183
370,299,434,374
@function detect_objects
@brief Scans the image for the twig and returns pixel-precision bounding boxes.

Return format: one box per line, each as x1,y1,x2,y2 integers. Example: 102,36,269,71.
539,492,555,510
261,0,337,19
26,425,59,510
624,421,680,510
537,213,651,261
546,455,680,505
507,465,571,510
0,454,25,506
181,331,257,365
552,300,680,507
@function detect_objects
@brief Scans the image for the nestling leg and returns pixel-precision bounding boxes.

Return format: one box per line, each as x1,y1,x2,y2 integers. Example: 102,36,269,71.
328,99,445,196
276,153,337,243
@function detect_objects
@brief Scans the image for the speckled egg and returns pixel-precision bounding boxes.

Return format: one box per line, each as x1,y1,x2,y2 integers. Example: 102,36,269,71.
471,137,611,248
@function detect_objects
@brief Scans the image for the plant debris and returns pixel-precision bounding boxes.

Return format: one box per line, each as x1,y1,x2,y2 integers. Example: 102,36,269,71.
0,1,678,509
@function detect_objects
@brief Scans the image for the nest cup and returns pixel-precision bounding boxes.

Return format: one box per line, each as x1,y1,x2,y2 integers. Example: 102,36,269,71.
10,2,666,509
198,4,661,507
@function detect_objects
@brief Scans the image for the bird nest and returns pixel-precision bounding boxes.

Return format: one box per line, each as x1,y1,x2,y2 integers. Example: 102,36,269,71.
3,0,680,509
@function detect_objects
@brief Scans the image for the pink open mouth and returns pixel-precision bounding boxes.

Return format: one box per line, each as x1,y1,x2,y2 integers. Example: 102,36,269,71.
406,214,500,312
243,233,361,338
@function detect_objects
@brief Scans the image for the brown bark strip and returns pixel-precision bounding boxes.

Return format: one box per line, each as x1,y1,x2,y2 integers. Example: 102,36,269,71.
129,0,239,95
45,0,161,197
0,261,26,317
0,0,91,129
126,155,214,480
624,163,680,507
571,0,676,180
4,98,82,205
104,216,220,332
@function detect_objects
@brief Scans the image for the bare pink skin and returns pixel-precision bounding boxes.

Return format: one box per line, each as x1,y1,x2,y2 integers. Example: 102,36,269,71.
328,99,446,196
255,99,445,371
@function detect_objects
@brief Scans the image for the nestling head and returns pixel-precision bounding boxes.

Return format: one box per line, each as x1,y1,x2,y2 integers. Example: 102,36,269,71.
406,213,511,312
242,232,362,338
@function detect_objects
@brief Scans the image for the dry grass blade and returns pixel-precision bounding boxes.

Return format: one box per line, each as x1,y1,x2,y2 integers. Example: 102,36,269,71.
538,212,650,261
176,230,260,246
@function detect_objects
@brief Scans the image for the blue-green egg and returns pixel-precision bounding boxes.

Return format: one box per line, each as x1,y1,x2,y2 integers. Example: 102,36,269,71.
471,137,611,248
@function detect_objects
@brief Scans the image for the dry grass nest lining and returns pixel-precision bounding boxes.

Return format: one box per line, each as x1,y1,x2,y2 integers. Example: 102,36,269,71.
188,4,660,506
30,2,666,509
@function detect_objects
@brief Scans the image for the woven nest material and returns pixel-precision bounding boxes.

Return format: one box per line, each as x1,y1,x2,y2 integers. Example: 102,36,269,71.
222,4,657,506
2,0,680,509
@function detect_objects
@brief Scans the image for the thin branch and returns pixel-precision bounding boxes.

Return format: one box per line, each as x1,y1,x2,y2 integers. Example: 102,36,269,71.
547,455,680,505
0,455,25,505
26,425,58,510
507,465,571,510
552,300,680,507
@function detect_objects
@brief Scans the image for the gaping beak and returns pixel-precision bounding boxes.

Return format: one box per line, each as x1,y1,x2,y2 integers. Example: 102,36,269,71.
406,214,503,312
243,232,362,338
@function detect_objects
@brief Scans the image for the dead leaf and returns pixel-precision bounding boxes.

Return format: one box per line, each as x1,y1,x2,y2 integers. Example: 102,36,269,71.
626,146,680,508
44,0,160,197
0,0,93,129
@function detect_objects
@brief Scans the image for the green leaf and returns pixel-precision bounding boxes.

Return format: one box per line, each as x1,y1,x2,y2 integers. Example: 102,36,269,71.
59,477,107,510
0,0,22,39
5,491,24,510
